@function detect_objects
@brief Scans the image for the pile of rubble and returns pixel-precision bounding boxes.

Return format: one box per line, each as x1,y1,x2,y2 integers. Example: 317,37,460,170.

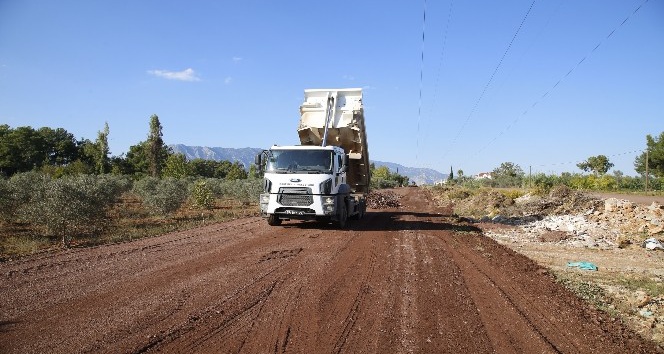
484,213,620,249
463,186,664,249
589,198,664,247
366,190,402,209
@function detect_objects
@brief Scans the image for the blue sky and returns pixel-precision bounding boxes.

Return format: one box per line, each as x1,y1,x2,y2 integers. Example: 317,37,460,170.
1,0,662,176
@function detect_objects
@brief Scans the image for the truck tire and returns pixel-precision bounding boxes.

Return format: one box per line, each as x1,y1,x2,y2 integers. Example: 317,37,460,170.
357,201,365,220
267,214,282,226
351,200,365,220
336,201,348,228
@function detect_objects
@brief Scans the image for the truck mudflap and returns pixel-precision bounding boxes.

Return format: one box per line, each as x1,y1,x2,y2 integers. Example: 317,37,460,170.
349,195,366,220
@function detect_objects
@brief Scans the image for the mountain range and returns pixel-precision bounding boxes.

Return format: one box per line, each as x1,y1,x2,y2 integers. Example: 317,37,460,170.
170,144,447,185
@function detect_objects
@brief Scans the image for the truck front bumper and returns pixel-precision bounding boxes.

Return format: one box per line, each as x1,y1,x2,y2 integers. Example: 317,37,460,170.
260,193,336,218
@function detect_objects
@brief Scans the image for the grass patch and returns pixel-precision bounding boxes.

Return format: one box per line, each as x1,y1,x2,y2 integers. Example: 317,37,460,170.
554,271,614,313
617,276,664,298
0,235,51,258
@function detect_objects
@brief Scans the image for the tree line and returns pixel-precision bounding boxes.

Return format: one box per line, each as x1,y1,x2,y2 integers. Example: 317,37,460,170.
369,164,410,188
447,131,664,192
0,115,261,248
0,115,251,180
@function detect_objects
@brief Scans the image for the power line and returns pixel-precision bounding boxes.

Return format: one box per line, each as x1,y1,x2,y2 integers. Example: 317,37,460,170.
441,0,537,161
423,0,455,148
416,0,427,166
472,0,650,157
532,149,644,168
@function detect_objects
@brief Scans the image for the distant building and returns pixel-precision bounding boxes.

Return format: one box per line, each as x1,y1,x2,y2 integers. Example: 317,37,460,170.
475,172,492,179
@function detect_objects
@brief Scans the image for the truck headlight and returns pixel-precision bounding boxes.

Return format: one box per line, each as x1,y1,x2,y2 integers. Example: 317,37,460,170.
322,196,335,214
260,193,270,204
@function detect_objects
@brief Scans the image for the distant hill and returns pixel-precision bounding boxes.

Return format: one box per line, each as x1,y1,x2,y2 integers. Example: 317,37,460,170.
170,144,263,169
371,160,447,186
169,144,447,185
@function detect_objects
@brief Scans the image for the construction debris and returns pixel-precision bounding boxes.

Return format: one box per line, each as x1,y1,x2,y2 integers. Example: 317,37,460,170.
367,190,402,209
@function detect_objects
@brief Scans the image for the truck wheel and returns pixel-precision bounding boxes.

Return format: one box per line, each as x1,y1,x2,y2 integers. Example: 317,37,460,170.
267,214,282,226
336,202,348,228
351,200,365,220
357,202,365,220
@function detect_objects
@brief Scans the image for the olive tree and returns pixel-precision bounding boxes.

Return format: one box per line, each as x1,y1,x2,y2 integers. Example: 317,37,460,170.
577,155,614,175
491,162,524,188
133,177,190,215
635,131,664,178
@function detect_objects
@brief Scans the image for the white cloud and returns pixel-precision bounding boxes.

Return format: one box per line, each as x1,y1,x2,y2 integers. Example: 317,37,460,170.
224,77,233,84
148,68,200,82
232,57,243,63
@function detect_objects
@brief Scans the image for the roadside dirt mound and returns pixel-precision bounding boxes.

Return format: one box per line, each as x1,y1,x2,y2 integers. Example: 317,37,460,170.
443,185,605,222
506,186,604,218
448,188,514,219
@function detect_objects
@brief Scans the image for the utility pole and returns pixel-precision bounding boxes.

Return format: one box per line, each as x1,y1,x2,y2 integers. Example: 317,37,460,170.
645,149,649,192
529,165,532,189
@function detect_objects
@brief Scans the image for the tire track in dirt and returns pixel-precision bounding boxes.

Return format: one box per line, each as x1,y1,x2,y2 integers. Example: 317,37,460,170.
435,224,656,354
126,222,372,353
389,205,493,353
395,228,418,352
119,227,331,354
2,218,313,353
439,232,568,353
1,218,265,324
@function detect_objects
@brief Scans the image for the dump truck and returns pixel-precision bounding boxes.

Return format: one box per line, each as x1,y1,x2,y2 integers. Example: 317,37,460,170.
255,88,370,227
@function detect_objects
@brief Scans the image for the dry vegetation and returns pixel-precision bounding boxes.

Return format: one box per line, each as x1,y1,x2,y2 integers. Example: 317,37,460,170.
0,193,259,261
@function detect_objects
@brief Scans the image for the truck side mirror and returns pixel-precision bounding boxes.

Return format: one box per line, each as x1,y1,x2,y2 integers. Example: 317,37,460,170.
255,153,262,172
340,154,349,173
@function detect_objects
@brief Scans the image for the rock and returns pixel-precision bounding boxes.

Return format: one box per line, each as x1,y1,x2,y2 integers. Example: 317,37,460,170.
637,295,652,308
539,231,569,242
605,198,620,212
616,235,632,249
648,202,664,211
649,226,664,236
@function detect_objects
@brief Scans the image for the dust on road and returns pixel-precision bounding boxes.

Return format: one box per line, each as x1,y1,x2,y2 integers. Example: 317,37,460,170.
0,188,657,353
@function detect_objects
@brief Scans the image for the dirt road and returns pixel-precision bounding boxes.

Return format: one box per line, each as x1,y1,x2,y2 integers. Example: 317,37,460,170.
1,188,658,353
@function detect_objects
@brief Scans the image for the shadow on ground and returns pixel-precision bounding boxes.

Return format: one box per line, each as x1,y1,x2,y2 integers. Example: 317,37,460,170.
280,211,482,233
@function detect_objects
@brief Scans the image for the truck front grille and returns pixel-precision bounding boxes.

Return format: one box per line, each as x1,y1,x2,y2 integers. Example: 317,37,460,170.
278,187,313,206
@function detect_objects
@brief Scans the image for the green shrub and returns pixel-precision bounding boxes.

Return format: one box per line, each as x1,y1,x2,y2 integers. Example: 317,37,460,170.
191,179,214,210
593,174,617,190
97,174,133,200
371,178,398,189
0,178,14,222
9,172,51,224
499,189,525,201
10,174,124,247
447,187,473,200
532,173,556,195
221,179,262,202
133,177,190,215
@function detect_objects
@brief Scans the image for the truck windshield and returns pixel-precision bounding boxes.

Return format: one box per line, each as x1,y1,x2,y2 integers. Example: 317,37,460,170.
267,149,333,173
